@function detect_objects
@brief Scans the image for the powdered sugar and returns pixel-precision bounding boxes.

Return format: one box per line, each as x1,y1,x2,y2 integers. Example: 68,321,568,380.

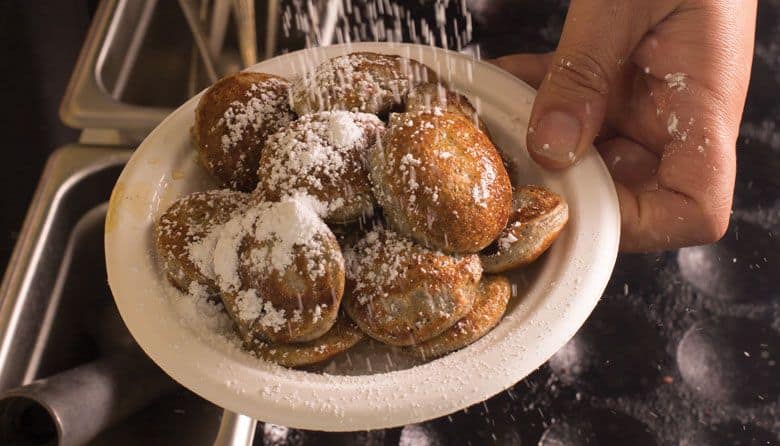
187,228,221,279
312,304,323,323
157,189,250,292
346,229,419,305
219,78,292,151
213,205,264,291
212,198,337,334
252,200,331,275
398,153,423,203
327,112,364,147
346,228,481,305
664,72,688,92
471,158,497,208
259,111,384,218
291,53,424,114
181,282,235,336
214,200,332,292
667,112,680,136
257,301,288,332
497,231,519,251
234,289,264,321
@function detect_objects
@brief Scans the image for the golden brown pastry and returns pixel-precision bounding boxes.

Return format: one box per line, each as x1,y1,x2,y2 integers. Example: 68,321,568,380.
344,228,481,346
213,199,345,343
245,313,364,368
155,189,251,296
256,111,385,223
406,83,520,183
405,82,490,136
290,52,436,116
193,72,294,191
368,110,513,254
403,275,511,359
480,185,569,273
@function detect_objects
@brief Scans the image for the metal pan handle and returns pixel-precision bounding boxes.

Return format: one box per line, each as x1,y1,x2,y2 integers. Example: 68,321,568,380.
213,410,257,446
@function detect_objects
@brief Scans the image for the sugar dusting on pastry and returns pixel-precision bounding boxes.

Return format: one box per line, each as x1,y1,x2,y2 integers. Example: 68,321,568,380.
290,53,434,115
214,199,332,292
156,189,250,293
258,111,384,220
212,197,344,343
346,229,421,305
212,200,325,326
218,78,293,151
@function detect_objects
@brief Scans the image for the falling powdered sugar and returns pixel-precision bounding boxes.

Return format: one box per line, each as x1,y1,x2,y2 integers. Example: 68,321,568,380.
398,153,423,203
291,53,415,113
667,112,680,136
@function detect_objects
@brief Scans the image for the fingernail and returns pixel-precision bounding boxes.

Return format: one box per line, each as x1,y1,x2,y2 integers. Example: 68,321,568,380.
530,111,581,165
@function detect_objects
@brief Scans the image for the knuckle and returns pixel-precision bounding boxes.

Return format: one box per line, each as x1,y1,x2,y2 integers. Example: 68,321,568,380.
548,51,612,100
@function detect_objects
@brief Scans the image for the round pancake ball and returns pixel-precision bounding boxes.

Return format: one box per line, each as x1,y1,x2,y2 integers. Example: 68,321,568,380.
155,189,251,295
344,228,481,346
369,110,512,254
193,72,294,191
213,199,345,343
291,52,437,116
256,111,385,223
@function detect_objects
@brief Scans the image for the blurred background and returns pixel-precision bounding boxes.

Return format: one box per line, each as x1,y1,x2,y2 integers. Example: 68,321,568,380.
0,1,777,445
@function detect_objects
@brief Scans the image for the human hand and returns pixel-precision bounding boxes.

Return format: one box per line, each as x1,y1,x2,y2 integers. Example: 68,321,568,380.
491,0,756,252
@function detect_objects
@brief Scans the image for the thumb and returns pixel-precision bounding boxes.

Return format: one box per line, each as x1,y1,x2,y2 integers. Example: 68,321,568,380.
528,1,651,169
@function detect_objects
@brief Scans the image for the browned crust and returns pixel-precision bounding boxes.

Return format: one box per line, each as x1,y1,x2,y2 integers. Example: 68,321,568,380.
344,229,482,346
245,313,364,368
155,190,250,294
291,52,437,116
406,83,520,185
193,72,294,191
255,112,385,223
369,110,513,254
403,274,511,359
220,229,345,344
480,185,569,273
406,82,491,137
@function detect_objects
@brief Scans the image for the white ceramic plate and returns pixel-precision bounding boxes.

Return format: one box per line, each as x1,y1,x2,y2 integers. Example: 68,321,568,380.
105,42,620,431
